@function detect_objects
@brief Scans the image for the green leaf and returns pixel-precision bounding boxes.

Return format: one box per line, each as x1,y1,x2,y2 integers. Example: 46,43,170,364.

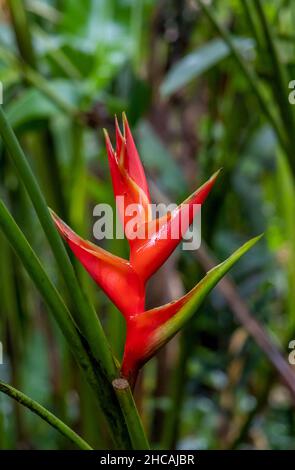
161,37,254,96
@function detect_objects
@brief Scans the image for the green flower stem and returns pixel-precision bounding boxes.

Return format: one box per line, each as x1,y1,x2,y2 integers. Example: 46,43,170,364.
112,379,150,450
0,199,133,449
0,380,93,450
196,0,288,154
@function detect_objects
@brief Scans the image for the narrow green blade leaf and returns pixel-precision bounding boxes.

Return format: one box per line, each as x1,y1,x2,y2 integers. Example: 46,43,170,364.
154,235,263,346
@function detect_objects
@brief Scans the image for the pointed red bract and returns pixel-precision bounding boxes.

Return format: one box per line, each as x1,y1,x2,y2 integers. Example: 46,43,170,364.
51,210,145,318
129,170,220,281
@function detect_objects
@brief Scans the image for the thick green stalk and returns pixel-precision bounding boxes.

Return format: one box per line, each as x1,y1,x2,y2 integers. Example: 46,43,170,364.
0,199,133,449
0,381,93,450
112,379,150,450
196,0,288,154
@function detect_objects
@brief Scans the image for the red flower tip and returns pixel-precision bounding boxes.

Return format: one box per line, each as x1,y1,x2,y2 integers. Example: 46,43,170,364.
50,209,145,318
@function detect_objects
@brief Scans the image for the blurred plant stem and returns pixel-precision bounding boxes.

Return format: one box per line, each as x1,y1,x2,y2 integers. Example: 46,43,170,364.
69,124,87,235
23,66,79,118
0,42,78,117
0,230,26,445
24,132,67,217
0,380,93,450
6,0,36,68
254,0,295,161
78,375,108,449
196,0,289,161
67,123,97,306
240,0,264,51
276,151,295,336
7,1,69,216
130,0,143,71
229,316,295,448
161,331,190,449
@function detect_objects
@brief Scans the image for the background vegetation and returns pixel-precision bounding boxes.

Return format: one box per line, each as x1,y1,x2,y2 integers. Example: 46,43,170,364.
0,0,295,450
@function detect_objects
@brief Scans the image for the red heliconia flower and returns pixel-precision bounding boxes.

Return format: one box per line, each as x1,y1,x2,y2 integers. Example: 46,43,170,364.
104,114,219,282
51,114,260,386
